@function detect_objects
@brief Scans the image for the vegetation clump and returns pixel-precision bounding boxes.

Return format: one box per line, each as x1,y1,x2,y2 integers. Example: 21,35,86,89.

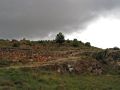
72,39,79,47
113,47,119,50
85,42,91,47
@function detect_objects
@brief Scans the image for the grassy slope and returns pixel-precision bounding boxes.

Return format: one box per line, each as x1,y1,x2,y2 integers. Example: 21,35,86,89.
0,68,119,90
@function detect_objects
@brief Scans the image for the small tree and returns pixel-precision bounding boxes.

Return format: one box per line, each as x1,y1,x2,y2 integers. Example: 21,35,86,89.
55,32,65,44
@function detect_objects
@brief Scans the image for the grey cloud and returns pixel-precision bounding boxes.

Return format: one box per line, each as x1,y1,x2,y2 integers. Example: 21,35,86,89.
0,0,120,39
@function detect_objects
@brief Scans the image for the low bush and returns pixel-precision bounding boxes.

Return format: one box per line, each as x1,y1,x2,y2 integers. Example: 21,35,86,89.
72,39,79,47
93,50,108,64
85,42,91,47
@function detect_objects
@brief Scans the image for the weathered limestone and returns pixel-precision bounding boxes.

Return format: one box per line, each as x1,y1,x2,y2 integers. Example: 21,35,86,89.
0,48,32,62
0,47,53,62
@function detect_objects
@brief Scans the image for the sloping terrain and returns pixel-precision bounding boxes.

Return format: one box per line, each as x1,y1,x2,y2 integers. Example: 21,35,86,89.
0,39,119,90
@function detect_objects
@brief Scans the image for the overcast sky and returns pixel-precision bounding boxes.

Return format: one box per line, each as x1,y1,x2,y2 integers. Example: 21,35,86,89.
0,0,120,48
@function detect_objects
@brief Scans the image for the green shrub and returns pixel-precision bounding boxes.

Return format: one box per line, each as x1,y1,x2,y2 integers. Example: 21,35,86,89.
113,47,119,50
12,43,20,47
94,50,108,64
85,42,91,47
66,39,70,43
72,39,79,47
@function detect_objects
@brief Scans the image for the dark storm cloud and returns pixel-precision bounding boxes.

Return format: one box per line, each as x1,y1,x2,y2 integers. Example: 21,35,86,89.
0,0,120,39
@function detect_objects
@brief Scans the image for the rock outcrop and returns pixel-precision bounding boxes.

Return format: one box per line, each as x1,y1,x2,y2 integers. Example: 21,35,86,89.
40,60,103,75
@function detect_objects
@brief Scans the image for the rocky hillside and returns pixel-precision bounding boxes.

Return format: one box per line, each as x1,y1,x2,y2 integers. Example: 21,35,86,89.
0,39,119,75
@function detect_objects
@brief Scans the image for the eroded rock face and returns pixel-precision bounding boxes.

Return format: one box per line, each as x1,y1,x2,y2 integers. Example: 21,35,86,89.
74,60,103,75
41,60,103,75
0,48,32,62
0,48,54,62
0,48,74,62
